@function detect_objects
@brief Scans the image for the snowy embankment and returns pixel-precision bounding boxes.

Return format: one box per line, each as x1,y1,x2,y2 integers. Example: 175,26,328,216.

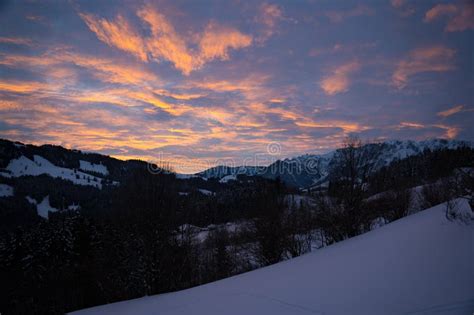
72,200,474,315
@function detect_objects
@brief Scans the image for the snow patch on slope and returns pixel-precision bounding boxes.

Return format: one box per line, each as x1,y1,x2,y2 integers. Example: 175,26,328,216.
36,196,58,219
198,189,214,196
219,174,237,183
0,184,13,197
72,199,474,315
79,160,109,175
176,173,206,180
1,155,104,189
25,196,36,204
26,195,80,218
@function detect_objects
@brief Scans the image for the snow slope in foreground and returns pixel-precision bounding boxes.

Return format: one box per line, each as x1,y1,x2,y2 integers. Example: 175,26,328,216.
72,200,474,315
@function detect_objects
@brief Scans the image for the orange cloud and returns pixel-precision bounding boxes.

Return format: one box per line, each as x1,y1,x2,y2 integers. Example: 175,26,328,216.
62,53,159,86
320,61,360,95
0,53,57,67
80,5,252,75
47,67,77,82
424,3,474,32
0,95,206,159
189,74,270,96
80,13,148,62
137,5,196,74
399,122,425,129
437,105,464,118
392,46,455,89
67,88,131,107
0,49,198,118
0,79,51,93
396,121,460,139
139,5,252,74
126,90,193,115
154,89,205,100
248,102,300,121
296,120,368,133
0,99,23,111
0,51,160,86
195,107,235,124
198,22,252,61
67,87,194,116
434,124,460,139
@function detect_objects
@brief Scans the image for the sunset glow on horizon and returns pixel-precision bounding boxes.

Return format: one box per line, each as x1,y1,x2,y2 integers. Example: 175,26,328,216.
0,0,473,173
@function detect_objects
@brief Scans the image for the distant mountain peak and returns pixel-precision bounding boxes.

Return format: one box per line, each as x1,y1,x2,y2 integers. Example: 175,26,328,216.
196,139,473,188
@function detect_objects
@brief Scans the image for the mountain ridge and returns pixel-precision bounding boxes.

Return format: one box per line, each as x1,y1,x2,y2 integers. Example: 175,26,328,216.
2,138,472,190
196,139,473,188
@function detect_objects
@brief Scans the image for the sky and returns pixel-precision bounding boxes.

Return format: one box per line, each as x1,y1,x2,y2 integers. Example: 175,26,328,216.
0,0,473,173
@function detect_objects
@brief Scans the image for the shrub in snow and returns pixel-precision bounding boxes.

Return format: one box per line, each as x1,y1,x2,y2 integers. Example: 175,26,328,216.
446,199,474,224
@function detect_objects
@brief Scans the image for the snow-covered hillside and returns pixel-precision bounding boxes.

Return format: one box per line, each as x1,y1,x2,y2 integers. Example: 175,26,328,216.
0,155,106,189
72,200,474,315
79,160,109,176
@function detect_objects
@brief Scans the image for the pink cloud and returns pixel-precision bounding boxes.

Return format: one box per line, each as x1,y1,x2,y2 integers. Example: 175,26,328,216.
325,5,375,23
256,3,284,43
390,0,415,17
320,61,360,95
390,0,405,9
0,37,34,46
392,46,456,89
424,3,474,32
437,105,465,118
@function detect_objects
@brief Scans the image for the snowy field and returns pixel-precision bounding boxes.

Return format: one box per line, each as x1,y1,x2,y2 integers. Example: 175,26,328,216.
72,200,474,315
